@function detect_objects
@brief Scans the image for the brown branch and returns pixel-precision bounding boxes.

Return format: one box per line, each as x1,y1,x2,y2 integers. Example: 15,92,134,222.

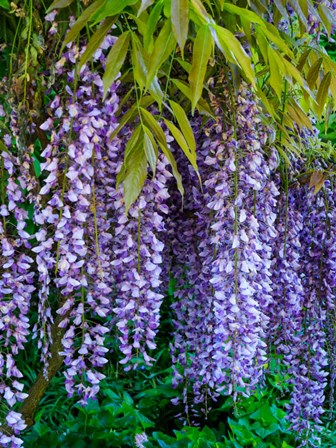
20,313,66,427
1,313,66,435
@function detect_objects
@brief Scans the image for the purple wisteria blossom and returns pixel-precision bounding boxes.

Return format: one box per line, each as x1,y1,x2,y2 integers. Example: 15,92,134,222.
170,81,279,413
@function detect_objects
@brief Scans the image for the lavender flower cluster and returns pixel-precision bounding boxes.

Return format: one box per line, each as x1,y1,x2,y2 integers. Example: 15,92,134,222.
168,81,336,444
169,81,279,416
0,14,171,445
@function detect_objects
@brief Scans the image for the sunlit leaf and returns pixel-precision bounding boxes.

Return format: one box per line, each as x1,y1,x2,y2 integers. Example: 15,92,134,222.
146,21,176,88
79,17,116,67
137,0,154,17
213,25,255,86
171,0,189,57
143,125,158,176
47,0,74,12
144,0,164,51
103,31,131,99
169,100,196,153
307,58,323,90
268,47,284,100
223,3,265,25
140,108,184,198
90,0,138,25
63,0,105,45
316,72,332,118
189,25,213,114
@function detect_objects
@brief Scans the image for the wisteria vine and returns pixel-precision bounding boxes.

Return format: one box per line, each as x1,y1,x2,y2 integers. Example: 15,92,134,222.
0,7,336,448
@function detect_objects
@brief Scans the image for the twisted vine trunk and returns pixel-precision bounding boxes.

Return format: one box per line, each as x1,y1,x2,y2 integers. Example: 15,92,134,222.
2,313,65,434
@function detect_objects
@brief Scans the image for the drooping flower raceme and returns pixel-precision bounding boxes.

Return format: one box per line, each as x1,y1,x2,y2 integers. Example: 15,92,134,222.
170,81,279,410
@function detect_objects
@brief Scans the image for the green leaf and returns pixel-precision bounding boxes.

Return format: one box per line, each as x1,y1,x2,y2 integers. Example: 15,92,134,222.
33,157,41,178
90,0,138,24
149,76,164,107
110,105,138,141
131,34,148,90
189,24,213,114
189,0,210,25
318,3,335,36
47,0,74,12
307,57,323,90
142,125,158,176
116,125,142,188
103,31,131,99
268,47,284,100
140,108,184,198
79,17,116,67
63,0,105,45
146,20,176,89
261,25,294,58
171,78,213,116
164,118,200,183
0,0,9,10
137,0,155,17
223,3,265,25
123,144,147,213
169,100,196,152
171,0,189,57
316,71,332,118
273,0,288,20
0,139,9,153
289,0,307,26
144,0,164,51
213,25,255,86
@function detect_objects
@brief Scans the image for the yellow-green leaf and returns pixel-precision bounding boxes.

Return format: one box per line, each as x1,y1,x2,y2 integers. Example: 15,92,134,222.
146,21,176,89
171,78,214,116
131,34,148,90
143,125,158,176
123,145,147,213
171,0,189,57
140,108,184,197
103,31,131,99
116,125,142,188
164,118,200,183
47,0,74,12
268,47,284,100
316,72,332,118
169,100,196,152
90,0,138,25
63,0,105,45
223,3,265,25
213,25,255,86
137,0,154,17
262,25,294,58
189,25,213,114
79,17,116,67
189,0,210,25
144,0,164,51
307,58,323,90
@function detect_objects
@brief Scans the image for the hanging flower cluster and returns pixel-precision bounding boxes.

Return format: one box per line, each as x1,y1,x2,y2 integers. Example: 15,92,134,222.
168,83,336,443
170,80,280,414
0,15,171,445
